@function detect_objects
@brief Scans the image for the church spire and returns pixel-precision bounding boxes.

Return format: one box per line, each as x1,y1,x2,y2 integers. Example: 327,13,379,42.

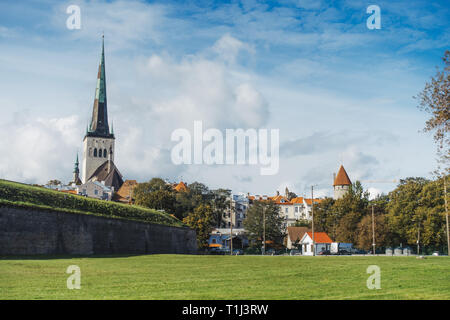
88,35,111,137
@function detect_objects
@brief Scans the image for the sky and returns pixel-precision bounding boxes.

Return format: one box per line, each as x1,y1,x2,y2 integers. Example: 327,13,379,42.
0,0,448,198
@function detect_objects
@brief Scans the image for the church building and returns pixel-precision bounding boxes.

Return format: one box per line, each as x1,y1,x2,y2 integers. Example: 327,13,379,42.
79,36,123,192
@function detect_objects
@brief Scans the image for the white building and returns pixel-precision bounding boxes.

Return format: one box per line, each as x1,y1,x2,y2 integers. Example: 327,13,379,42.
300,231,333,256
77,181,114,201
221,193,249,229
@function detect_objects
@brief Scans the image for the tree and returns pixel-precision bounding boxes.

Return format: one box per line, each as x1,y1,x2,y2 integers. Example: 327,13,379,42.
293,219,311,228
243,200,285,247
135,189,175,212
386,177,429,246
313,197,336,237
210,188,231,228
417,178,446,250
356,213,390,250
133,178,176,213
47,179,62,186
416,50,450,170
333,181,369,243
183,204,214,249
173,182,212,219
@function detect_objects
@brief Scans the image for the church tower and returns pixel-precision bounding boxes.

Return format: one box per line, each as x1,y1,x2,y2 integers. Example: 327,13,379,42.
82,36,116,184
333,165,351,200
71,154,82,185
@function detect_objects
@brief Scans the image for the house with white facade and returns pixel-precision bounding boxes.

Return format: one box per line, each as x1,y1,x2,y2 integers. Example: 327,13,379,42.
300,231,333,255
76,180,114,201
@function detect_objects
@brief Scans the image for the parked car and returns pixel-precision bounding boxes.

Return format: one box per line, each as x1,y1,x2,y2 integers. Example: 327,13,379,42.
289,249,301,256
432,251,440,256
338,249,351,255
319,250,331,255
233,249,243,255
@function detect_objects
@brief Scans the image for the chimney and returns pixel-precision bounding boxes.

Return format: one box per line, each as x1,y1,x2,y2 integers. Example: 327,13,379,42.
333,172,336,183
276,190,280,196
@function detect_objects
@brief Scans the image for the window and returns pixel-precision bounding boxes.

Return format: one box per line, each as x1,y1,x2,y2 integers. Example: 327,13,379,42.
94,189,98,195
99,149,102,157
104,148,107,158
93,148,97,157
212,239,216,244
285,208,288,213
295,207,299,213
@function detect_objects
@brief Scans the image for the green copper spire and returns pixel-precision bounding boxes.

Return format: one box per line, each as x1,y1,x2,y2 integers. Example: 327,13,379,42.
74,154,79,173
88,35,110,137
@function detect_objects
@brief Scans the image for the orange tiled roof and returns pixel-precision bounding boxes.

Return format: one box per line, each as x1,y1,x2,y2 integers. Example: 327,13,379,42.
334,165,351,186
290,197,304,204
271,195,290,204
304,198,322,205
306,232,333,243
174,181,188,192
60,189,77,195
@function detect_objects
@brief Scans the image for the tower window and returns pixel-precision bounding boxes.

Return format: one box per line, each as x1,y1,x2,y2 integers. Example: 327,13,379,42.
94,148,97,157
104,149,107,158
99,149,102,157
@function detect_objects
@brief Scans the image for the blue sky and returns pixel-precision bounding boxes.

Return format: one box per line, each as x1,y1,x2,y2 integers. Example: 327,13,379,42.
0,0,448,197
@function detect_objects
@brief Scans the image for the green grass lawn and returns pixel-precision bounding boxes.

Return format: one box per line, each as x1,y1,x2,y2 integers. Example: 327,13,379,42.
1,255,449,300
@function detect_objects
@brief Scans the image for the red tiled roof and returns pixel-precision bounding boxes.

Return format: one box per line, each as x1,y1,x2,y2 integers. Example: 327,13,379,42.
304,198,322,205
334,165,351,186
306,232,333,243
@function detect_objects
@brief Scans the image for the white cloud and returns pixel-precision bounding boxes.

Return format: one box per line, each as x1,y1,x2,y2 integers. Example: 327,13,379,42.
0,115,81,184
368,187,382,200
212,33,254,64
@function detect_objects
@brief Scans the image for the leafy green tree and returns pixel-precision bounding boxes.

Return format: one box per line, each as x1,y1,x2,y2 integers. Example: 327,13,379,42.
386,177,429,246
313,197,336,237
417,178,446,249
210,188,231,228
135,189,175,212
183,204,214,249
47,179,62,186
333,181,369,243
356,213,391,250
293,219,311,228
243,200,285,247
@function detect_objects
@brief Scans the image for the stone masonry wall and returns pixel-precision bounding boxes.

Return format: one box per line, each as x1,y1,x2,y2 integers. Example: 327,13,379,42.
0,206,197,255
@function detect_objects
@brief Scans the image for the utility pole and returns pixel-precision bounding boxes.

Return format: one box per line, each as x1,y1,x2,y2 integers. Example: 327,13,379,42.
445,176,449,257
311,186,315,256
372,205,376,255
417,220,420,256
262,206,266,256
230,197,233,256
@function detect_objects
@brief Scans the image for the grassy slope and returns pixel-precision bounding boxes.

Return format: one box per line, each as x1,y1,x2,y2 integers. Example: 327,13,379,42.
0,255,449,299
0,179,184,227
